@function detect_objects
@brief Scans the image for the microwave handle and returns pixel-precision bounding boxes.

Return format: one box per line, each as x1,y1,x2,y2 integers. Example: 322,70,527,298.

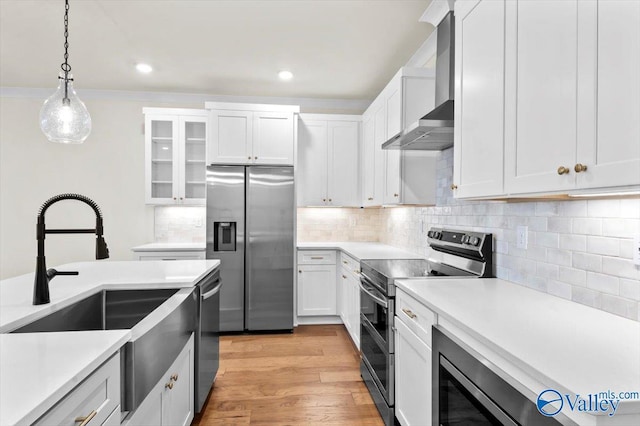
358,279,388,308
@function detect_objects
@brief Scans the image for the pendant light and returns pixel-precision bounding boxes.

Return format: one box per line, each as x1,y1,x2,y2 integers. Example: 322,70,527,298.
39,0,91,144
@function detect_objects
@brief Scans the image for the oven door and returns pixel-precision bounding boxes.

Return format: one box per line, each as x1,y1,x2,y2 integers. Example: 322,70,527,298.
359,275,394,352
361,313,394,406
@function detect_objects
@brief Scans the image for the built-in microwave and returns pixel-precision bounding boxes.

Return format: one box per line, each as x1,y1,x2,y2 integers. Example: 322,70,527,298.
432,327,567,425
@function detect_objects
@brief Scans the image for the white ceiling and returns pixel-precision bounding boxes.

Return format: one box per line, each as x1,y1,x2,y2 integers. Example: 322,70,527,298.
0,0,433,102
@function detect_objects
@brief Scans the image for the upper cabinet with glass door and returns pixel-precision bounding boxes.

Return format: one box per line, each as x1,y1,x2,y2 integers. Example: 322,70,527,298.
144,108,207,205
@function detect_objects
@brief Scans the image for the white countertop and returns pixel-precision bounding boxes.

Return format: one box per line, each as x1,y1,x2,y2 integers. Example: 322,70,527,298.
395,278,640,420
0,259,219,332
297,241,424,261
131,242,206,252
0,330,130,426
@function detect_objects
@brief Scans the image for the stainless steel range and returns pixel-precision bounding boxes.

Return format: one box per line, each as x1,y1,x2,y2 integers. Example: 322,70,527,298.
358,228,493,426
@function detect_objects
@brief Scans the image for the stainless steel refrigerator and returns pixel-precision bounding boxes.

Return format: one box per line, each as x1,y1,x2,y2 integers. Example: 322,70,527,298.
206,165,294,332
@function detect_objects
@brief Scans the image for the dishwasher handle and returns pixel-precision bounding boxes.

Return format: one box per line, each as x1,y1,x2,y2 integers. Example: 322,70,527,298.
201,278,222,300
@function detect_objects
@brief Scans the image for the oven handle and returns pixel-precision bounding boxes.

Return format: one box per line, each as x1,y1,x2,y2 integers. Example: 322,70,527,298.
359,279,388,308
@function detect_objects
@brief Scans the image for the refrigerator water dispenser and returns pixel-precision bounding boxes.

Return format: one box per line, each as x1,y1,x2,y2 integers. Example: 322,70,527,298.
214,222,236,251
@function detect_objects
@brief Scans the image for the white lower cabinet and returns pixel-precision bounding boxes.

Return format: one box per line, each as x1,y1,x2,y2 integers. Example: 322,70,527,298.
297,264,337,316
35,353,121,426
395,288,437,426
126,334,194,426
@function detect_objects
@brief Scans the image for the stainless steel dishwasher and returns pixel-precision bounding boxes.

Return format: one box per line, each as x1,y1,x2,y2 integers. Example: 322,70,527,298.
195,267,222,412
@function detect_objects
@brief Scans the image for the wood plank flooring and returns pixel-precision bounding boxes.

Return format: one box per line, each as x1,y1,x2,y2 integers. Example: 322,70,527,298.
192,325,384,425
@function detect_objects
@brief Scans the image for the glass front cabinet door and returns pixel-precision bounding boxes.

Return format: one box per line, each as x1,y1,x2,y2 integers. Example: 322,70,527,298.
144,109,207,205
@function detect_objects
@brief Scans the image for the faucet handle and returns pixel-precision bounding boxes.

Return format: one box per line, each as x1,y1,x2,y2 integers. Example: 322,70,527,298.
46,268,79,279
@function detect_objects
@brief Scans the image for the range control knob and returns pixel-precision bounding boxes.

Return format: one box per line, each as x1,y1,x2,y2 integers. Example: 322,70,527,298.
427,231,433,238
461,235,469,244
470,236,481,246
434,231,442,240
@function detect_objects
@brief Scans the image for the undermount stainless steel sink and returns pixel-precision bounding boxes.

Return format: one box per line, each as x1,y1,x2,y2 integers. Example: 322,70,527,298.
12,288,198,413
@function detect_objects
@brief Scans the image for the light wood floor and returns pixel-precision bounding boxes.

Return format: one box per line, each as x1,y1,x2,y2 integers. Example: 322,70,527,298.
192,325,384,425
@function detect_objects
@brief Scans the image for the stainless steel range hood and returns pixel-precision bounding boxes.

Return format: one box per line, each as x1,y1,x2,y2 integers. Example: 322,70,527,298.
383,11,454,151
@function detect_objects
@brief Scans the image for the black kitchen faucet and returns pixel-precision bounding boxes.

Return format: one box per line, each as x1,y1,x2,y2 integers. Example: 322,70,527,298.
34,193,109,305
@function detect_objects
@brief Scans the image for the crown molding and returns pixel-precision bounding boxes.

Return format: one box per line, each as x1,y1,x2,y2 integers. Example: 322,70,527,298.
0,87,371,114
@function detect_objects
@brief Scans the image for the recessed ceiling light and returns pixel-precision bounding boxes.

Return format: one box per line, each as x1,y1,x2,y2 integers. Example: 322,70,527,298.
278,70,293,81
136,63,153,74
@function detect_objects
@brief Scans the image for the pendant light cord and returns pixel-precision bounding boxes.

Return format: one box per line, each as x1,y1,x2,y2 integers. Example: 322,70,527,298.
61,0,72,101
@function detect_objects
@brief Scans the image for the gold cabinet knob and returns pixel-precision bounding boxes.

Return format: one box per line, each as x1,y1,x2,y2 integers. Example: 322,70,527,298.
342,274,347,279
254,156,258,160
328,198,332,202
322,198,326,202
450,184,458,190
367,197,373,201
173,197,177,200
298,270,302,273
248,156,252,160
574,163,588,173
393,193,399,197
171,374,179,381
165,381,174,390
557,166,570,175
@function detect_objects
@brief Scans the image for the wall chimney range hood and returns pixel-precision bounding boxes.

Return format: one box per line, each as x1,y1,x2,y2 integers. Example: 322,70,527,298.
383,10,455,151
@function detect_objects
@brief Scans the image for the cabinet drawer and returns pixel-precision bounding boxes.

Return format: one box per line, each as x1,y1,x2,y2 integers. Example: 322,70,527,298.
136,252,205,261
36,353,120,426
339,252,360,276
297,250,336,265
396,288,437,347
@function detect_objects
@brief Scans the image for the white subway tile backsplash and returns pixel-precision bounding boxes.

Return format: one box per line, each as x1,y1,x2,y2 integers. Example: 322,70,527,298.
558,266,587,287
536,263,559,279
587,236,620,256
536,232,560,249
547,217,572,233
620,278,640,301
602,257,640,281
620,199,640,219
602,218,640,238
572,252,602,272
535,202,559,217
546,248,572,267
586,272,619,295
559,234,587,252
559,200,587,217
572,286,602,309
600,294,638,321
588,199,620,218
572,218,602,235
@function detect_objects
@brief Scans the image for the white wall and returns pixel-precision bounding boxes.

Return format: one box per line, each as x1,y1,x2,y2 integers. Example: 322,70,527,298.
0,96,199,279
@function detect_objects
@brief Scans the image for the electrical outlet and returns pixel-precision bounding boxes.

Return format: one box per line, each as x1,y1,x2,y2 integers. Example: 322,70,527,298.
634,234,640,266
516,226,528,249
195,217,203,228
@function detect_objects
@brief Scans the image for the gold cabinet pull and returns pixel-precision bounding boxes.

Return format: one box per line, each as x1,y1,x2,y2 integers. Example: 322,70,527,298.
574,163,588,173
343,260,348,264
402,308,417,320
171,373,179,381
165,381,174,390
557,166,570,175
367,197,373,201
75,410,97,426
310,256,323,260
450,184,458,190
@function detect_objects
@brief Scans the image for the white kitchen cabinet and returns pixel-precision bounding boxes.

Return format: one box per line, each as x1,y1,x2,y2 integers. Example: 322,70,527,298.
297,250,337,316
395,288,437,426
395,316,432,426
502,0,640,196
339,252,360,348
361,68,437,206
297,115,360,207
126,334,194,426
144,108,207,205
575,0,640,191
35,353,120,426
452,0,506,198
297,264,337,316
206,102,299,166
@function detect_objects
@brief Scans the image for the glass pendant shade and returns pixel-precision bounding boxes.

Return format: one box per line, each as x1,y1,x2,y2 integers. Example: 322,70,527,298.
39,74,91,144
